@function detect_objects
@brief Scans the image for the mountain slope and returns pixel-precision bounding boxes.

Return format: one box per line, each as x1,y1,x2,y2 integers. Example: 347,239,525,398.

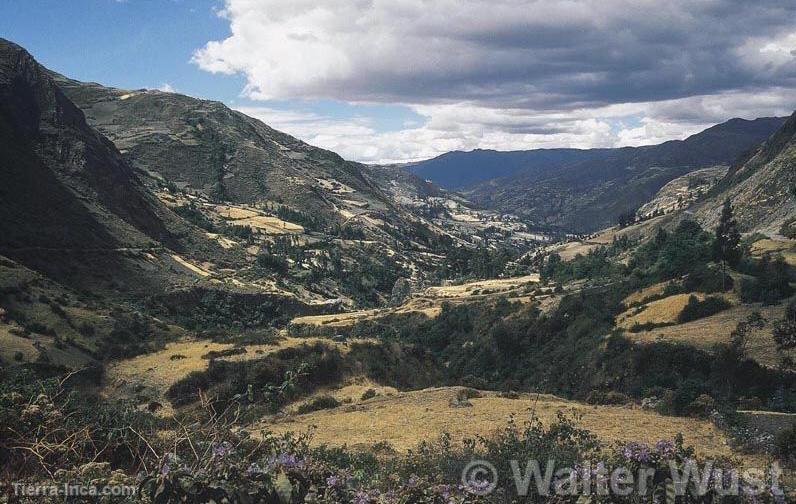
53,74,422,234
0,39,183,251
0,38,227,295
461,117,786,232
694,111,796,235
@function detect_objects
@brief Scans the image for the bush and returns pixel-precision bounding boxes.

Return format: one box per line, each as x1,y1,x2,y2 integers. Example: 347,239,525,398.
296,395,340,414
677,295,731,323
256,252,289,273
173,203,216,232
683,265,733,293
775,426,796,466
739,255,793,304
585,390,631,405
77,321,95,337
360,388,377,401
686,394,716,418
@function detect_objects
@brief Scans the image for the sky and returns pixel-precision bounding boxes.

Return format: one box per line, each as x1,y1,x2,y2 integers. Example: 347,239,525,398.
2,0,796,164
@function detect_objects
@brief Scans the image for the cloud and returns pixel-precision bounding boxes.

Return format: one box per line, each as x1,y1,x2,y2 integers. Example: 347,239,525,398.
238,85,796,164
156,83,176,93
197,1,796,162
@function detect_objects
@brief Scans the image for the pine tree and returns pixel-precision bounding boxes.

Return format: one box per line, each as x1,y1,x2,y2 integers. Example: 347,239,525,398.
713,198,741,290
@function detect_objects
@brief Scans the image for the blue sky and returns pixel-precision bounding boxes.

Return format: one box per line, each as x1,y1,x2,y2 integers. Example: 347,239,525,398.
0,0,421,155
2,1,795,163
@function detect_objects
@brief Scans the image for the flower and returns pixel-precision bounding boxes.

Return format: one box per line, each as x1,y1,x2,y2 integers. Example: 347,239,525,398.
621,442,651,463
246,463,264,477
211,441,233,459
654,439,675,459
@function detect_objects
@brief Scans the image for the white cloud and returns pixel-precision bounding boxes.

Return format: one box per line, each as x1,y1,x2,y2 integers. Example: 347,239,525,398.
199,1,796,162
239,86,796,164
156,83,176,93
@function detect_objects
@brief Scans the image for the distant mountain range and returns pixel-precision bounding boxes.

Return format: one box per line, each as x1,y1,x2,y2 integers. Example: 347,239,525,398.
407,117,786,232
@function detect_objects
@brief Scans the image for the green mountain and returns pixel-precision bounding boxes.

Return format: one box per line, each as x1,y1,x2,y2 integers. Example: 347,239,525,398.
408,118,785,232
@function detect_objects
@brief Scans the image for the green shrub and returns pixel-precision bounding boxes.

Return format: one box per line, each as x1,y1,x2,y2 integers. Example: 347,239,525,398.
739,255,793,304
173,203,216,232
677,295,731,323
77,321,95,337
775,425,796,466
256,252,289,273
585,390,631,405
361,388,377,401
296,395,340,414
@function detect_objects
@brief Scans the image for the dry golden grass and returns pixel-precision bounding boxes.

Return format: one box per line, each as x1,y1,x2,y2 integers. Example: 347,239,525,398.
617,293,710,328
213,204,261,220
291,276,539,330
286,378,399,414
424,274,539,299
212,204,304,234
259,387,738,460
103,337,361,415
622,282,670,306
205,232,238,249
551,241,601,261
751,239,796,266
623,300,793,368
170,254,212,277
235,216,304,234
291,309,387,328
0,323,96,369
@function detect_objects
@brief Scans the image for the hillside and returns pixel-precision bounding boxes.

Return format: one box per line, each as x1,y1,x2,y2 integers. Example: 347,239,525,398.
53,73,454,248
0,39,226,294
407,118,784,232
694,111,796,235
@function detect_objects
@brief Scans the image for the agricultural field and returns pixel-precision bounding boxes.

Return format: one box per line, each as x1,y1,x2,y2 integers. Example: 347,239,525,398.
260,387,747,461
751,238,796,266
622,300,793,368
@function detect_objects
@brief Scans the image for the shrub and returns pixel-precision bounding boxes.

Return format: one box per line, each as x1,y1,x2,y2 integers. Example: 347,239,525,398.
739,255,793,304
360,388,377,401
585,390,631,405
166,371,211,406
629,321,675,332
77,321,95,337
686,394,716,418
296,395,340,414
677,295,731,323
173,203,216,232
256,252,289,273
683,265,733,293
457,388,482,401
775,426,796,466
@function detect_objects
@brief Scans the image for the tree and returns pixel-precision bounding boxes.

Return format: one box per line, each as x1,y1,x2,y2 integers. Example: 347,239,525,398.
389,277,412,307
773,301,796,369
713,199,742,290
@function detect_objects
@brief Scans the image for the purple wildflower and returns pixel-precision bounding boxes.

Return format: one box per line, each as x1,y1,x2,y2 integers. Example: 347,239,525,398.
654,439,675,459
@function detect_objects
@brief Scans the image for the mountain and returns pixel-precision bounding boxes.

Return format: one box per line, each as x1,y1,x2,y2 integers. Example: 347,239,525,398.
0,38,216,292
456,117,786,232
407,148,611,189
410,118,785,191
52,74,430,236
694,111,796,236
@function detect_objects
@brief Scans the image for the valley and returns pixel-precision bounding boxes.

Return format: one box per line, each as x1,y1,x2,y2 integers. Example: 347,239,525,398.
1,35,795,503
